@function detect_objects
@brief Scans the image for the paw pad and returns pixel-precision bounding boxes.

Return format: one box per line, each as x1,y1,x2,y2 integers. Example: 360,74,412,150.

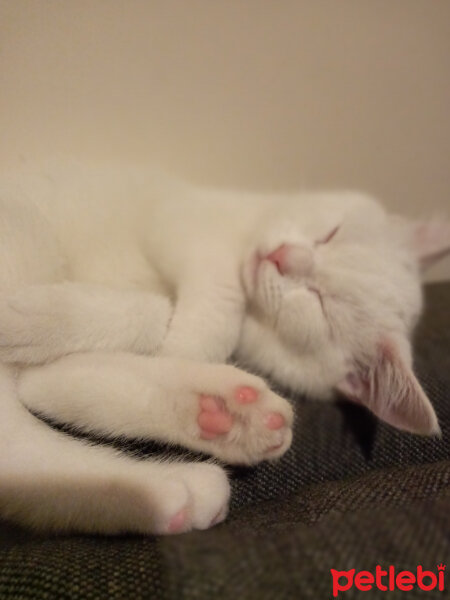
234,386,259,404
194,377,292,465
264,412,285,430
168,507,188,534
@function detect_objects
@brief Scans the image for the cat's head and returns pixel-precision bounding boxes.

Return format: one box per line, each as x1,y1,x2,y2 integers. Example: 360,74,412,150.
238,192,450,435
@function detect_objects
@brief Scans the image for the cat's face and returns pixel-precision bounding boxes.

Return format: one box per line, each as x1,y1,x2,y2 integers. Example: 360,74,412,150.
238,193,449,434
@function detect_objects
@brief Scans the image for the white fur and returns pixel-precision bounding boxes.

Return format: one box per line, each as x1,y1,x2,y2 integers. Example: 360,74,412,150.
0,159,448,534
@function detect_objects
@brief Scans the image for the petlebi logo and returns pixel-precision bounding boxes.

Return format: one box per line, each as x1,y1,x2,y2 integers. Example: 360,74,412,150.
330,563,446,597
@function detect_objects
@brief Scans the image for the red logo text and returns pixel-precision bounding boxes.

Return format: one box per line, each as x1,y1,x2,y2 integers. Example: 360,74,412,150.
330,564,446,597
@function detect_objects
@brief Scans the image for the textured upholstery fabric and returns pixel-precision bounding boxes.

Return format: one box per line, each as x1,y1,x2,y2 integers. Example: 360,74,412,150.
0,282,449,599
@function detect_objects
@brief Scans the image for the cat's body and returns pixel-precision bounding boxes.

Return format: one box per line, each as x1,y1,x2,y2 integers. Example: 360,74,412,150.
0,160,448,534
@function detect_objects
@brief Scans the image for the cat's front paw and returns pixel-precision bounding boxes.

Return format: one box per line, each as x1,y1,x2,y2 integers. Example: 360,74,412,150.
193,370,293,465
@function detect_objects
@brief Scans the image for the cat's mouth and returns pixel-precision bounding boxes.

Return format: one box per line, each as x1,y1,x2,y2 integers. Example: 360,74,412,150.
252,252,263,286
306,285,325,311
245,250,321,290
241,251,261,296
244,252,326,316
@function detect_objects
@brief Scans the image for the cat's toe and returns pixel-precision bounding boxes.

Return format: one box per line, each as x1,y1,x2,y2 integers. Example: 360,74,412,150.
264,411,286,430
167,507,189,534
151,479,192,535
264,423,293,459
152,464,230,534
261,395,293,459
230,384,293,463
172,462,230,530
230,384,293,460
234,385,260,404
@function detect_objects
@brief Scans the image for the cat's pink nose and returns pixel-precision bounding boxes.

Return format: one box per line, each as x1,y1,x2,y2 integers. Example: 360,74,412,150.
265,244,289,274
265,244,314,277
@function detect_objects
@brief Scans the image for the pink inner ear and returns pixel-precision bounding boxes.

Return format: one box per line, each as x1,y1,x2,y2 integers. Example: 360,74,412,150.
336,373,365,404
412,220,450,268
337,341,440,436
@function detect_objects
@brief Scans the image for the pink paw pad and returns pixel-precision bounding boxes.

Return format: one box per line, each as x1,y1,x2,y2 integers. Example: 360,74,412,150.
198,395,233,439
264,412,285,430
267,441,284,452
234,386,259,404
168,507,188,534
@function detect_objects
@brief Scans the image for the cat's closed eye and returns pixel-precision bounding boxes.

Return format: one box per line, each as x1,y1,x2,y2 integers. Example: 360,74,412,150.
315,225,340,245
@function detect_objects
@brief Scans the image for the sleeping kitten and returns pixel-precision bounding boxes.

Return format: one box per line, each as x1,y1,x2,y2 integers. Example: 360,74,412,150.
0,160,448,535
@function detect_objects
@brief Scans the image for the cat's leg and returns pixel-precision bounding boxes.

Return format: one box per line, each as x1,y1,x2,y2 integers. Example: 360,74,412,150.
18,353,293,465
0,364,229,534
160,270,245,362
0,283,172,364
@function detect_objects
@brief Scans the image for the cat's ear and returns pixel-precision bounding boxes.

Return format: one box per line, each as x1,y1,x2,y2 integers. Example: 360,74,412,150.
336,340,439,435
409,219,450,269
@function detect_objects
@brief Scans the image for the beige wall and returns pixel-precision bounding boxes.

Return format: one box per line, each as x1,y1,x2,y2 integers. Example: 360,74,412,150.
1,0,449,280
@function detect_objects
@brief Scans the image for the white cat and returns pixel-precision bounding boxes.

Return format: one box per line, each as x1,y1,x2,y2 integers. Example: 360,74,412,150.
0,160,448,535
